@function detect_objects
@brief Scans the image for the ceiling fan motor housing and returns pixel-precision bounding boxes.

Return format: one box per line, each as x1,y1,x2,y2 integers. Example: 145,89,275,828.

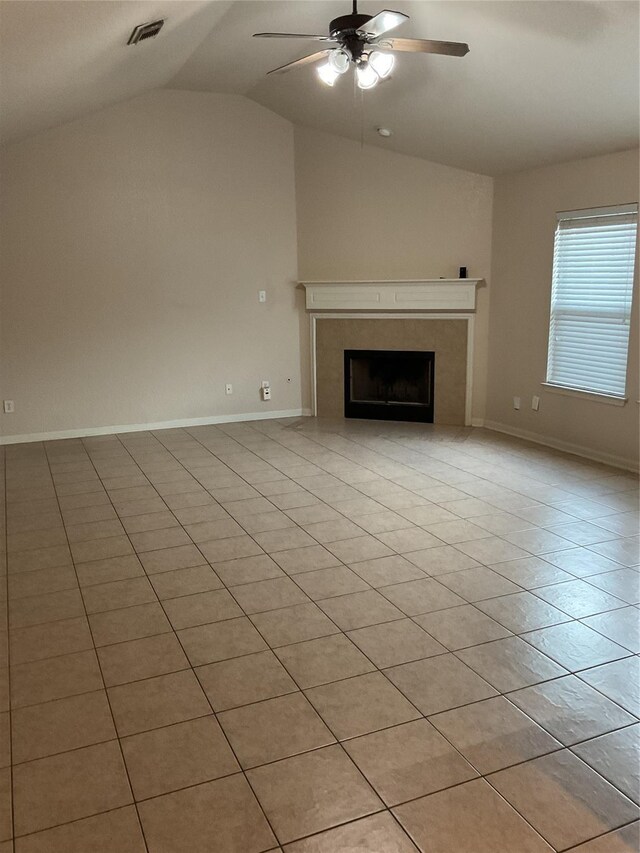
329,13,372,37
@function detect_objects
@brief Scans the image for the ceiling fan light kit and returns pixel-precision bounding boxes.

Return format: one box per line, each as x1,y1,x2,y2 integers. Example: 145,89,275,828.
254,1,469,90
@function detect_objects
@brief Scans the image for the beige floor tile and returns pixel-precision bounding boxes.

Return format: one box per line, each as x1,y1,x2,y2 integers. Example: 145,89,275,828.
457,635,567,691
75,554,144,586
318,589,404,631
544,547,626,578
490,749,638,851
149,563,222,599
179,616,267,666
13,805,146,853
490,556,575,589
455,536,531,564
139,543,205,574
235,510,295,535
347,618,447,667
582,607,640,653
589,537,639,568
282,812,417,852
98,632,189,686
534,579,628,618
129,527,192,553
385,654,497,715
477,591,571,633
393,778,554,852
325,536,393,564
306,671,421,740
587,569,640,605
0,767,9,842
8,528,67,554
275,633,375,688
219,692,335,768
431,695,561,773
284,505,343,526
163,589,242,629
172,503,230,525
376,528,444,554
573,725,639,804
81,576,157,614
89,602,171,646
121,511,180,534
12,690,116,763
579,657,640,716
183,518,245,544
565,822,639,853
65,518,125,544
10,616,93,665
197,650,297,711
13,740,132,835
9,588,84,629
349,555,426,588
404,544,481,575
121,715,239,800
351,511,414,535
214,554,284,586
70,535,134,564
8,565,77,600
108,669,211,736
0,715,9,769
272,545,341,575
437,566,523,602
247,745,382,844
230,577,309,614
524,621,630,671
344,718,477,805
415,604,512,650
138,775,276,852
11,649,103,709
198,535,265,563
293,566,370,601
380,578,466,616
250,602,339,647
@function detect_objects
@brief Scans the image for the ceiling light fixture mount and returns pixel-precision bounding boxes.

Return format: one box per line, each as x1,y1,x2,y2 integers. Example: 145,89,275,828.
254,2,469,90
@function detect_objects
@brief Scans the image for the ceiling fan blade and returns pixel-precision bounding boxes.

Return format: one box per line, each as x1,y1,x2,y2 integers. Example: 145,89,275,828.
379,37,469,56
254,32,335,42
357,10,408,38
267,50,331,75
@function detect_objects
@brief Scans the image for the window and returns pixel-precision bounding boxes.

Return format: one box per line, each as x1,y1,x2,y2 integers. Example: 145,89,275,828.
545,203,638,399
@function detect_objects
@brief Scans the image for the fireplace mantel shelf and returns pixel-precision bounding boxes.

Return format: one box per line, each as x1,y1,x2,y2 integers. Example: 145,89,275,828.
299,278,483,312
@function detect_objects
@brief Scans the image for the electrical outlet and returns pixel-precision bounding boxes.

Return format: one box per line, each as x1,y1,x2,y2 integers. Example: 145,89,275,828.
532,395,540,411
3,400,14,413
225,384,233,395
261,386,271,401
513,396,521,411
258,290,266,303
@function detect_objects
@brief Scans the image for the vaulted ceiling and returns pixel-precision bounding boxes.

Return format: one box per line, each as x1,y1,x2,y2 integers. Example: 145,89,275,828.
1,0,638,174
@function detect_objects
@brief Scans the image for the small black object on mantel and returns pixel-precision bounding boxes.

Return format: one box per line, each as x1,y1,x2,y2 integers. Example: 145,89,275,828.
459,266,467,279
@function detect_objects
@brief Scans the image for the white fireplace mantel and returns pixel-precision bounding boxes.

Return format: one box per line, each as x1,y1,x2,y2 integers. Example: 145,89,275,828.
299,279,483,312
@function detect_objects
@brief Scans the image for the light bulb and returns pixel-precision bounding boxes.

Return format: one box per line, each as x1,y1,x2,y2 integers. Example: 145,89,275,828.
317,61,340,87
369,50,394,79
328,48,350,74
356,61,379,90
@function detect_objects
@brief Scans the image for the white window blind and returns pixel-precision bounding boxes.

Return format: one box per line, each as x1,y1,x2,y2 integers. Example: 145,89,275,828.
546,203,638,398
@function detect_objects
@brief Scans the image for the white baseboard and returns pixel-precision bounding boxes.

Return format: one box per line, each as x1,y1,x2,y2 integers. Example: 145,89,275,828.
481,419,639,473
470,417,485,427
0,409,313,446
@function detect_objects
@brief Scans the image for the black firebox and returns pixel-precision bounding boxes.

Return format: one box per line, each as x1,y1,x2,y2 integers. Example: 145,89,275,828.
344,349,435,423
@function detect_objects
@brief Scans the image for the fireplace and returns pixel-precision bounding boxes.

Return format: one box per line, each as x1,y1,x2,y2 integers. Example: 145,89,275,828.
344,349,435,422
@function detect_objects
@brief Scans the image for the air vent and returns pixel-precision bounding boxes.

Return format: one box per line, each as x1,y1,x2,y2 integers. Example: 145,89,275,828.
127,19,164,45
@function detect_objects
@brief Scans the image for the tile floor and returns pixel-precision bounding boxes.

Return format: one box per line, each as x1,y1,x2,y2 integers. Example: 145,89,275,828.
0,416,638,852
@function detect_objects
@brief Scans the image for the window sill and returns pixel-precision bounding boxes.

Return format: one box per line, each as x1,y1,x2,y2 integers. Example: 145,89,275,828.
542,383,627,406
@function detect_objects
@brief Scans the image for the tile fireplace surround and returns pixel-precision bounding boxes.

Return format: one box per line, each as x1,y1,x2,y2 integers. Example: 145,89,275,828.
300,280,483,426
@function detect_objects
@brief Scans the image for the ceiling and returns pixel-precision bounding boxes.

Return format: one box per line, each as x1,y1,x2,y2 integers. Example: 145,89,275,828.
1,0,638,174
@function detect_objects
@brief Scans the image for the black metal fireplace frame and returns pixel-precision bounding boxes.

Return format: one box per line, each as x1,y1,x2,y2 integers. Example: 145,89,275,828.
344,349,435,423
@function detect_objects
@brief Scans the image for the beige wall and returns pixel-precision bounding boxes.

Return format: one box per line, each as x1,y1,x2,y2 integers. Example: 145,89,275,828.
0,90,305,439
486,149,639,468
293,127,494,423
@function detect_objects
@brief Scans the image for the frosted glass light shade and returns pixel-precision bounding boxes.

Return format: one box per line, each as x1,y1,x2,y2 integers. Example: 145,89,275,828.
356,61,379,89
369,50,394,78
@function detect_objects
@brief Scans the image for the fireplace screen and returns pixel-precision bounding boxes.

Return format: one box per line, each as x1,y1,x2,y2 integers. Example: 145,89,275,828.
344,349,435,422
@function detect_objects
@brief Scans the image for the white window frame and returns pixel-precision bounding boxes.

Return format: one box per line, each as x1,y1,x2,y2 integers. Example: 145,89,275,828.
544,202,638,404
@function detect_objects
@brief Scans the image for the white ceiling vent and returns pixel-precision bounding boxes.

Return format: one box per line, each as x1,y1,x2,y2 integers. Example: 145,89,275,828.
127,20,165,46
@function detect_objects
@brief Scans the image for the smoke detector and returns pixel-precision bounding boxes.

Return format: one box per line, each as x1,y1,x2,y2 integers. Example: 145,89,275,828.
377,127,393,137
127,19,165,45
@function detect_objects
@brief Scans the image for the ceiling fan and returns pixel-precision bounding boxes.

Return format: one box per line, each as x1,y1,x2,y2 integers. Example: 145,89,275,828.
254,1,469,90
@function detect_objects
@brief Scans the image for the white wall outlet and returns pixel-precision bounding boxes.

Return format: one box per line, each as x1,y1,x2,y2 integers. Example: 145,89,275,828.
513,396,521,410
532,395,540,411
258,290,266,303
3,400,14,414
261,380,270,389
225,383,233,395
261,386,271,401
